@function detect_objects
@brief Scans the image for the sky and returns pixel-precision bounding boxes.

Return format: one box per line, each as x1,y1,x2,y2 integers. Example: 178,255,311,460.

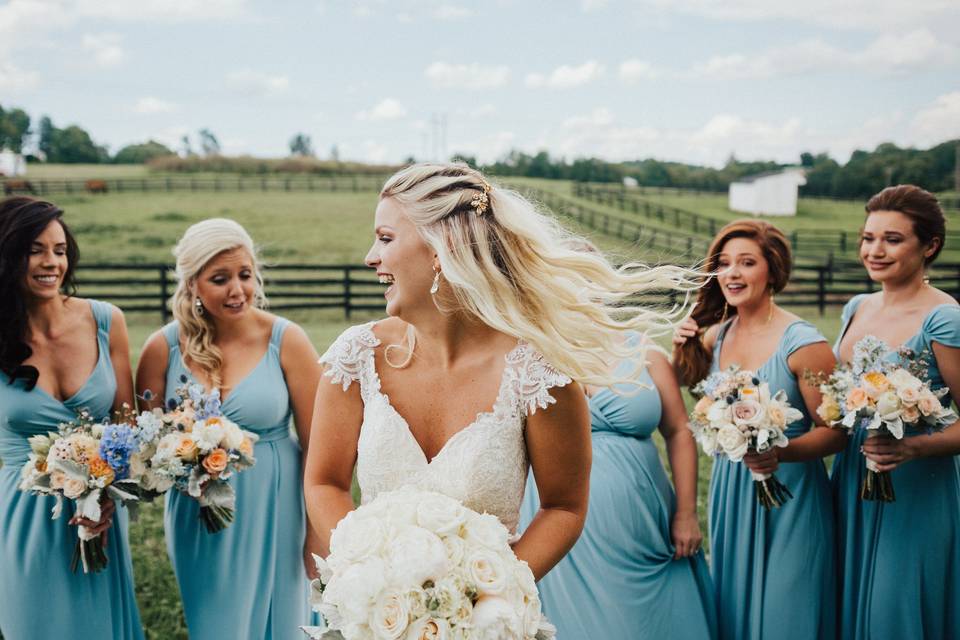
2,0,959,167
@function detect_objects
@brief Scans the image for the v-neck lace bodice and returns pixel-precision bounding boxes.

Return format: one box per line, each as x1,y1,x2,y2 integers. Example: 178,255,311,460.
320,321,572,534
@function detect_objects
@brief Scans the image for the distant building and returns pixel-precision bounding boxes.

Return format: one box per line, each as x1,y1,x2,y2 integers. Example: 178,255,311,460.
728,168,806,216
622,176,639,189
0,150,26,177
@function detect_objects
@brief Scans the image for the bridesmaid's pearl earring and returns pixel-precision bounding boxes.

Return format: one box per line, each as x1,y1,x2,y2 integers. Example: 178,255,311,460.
429,270,441,295
195,297,205,316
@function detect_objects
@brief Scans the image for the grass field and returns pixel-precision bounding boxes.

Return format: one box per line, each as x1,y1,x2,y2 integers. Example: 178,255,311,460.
0,177,857,639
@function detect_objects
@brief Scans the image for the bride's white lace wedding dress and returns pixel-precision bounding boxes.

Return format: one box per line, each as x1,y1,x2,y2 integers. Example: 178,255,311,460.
319,321,571,535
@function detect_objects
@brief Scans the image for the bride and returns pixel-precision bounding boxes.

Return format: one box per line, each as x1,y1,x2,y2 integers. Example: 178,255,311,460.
303,163,697,582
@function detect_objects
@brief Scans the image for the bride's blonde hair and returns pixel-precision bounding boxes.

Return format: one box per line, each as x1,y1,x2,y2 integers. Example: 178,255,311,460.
380,162,702,388
171,218,266,388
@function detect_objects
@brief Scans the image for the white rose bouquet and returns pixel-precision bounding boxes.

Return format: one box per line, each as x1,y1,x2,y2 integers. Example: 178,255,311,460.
690,365,802,509
302,486,556,640
813,336,957,501
160,379,258,532
18,409,142,573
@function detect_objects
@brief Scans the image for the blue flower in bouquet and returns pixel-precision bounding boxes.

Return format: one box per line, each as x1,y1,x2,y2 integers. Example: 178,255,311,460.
99,424,138,479
135,412,163,446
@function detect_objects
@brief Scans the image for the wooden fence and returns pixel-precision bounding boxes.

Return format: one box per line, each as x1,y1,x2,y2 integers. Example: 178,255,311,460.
75,260,960,322
2,175,387,196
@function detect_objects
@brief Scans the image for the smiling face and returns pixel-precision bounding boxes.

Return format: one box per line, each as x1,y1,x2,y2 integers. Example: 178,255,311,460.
364,197,437,319
860,210,935,284
192,247,257,321
23,220,69,301
715,237,771,310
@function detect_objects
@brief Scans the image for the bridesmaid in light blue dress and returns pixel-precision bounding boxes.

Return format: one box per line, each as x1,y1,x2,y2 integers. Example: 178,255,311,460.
830,185,960,639
520,350,717,639
137,219,321,640
673,220,844,640
0,197,143,639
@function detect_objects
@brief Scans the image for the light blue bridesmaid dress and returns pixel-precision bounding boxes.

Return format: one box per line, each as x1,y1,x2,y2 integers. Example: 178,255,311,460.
161,317,313,640
0,299,144,640
831,295,960,639
519,364,717,639
708,319,836,640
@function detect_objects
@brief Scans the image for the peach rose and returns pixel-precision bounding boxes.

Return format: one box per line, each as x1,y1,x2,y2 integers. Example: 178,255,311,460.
175,435,199,461
202,448,229,476
239,437,254,458
917,393,943,417
693,395,713,419
846,387,870,411
901,404,921,423
897,386,921,405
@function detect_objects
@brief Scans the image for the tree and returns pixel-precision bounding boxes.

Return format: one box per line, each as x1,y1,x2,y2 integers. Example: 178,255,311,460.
198,128,220,156
0,106,30,153
38,116,56,160
450,153,477,168
113,140,175,164
289,133,314,157
48,125,104,163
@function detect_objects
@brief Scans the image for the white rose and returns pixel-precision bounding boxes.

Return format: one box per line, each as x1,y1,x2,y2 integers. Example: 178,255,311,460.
876,391,902,420
153,433,181,462
386,526,450,588
697,428,719,456
466,548,508,596
463,513,510,550
370,589,412,640
470,596,523,640
62,476,87,499
731,399,765,428
442,534,466,567
416,494,467,536
326,558,387,625
405,617,451,640
716,424,749,461
191,419,225,452
222,421,245,450
329,511,387,567
888,368,922,391
706,401,731,424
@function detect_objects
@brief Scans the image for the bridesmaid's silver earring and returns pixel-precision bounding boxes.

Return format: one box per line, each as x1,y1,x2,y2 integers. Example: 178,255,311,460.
195,297,204,315
429,270,441,295
767,291,775,324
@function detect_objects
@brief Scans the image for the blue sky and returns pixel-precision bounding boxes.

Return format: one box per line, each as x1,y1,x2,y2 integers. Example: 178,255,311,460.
2,0,959,166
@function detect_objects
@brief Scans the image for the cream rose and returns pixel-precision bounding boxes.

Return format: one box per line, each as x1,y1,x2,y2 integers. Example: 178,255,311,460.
463,513,510,550
888,368,921,391
405,617,451,640
731,399,764,427
897,386,921,405
329,512,387,566
917,393,943,417
62,476,87,499
466,548,508,596
222,421,245,450
846,387,870,411
716,424,749,461
370,590,412,640
901,404,921,423
191,419,226,452
470,596,523,640
386,526,450,587
416,494,467,536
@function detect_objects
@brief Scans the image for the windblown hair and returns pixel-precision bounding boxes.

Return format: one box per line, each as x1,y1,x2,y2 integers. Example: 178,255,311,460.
673,219,792,388
0,197,79,388
171,218,266,389
864,184,946,265
379,163,702,388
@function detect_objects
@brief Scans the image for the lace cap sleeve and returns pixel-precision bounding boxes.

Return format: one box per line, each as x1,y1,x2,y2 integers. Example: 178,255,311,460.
318,322,380,391
505,344,573,416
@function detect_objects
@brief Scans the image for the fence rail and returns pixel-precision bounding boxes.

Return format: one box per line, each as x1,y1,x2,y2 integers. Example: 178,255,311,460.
74,259,960,322
2,175,388,196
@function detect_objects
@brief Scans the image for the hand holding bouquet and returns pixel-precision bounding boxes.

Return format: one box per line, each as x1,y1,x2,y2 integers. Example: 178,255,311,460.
19,410,142,573
814,336,957,501
690,366,801,509
303,486,556,640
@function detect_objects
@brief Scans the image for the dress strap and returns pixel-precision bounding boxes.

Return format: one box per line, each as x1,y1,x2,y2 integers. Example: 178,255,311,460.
502,343,572,417
781,321,827,358
269,316,290,353
319,322,380,394
87,299,113,335
161,322,180,350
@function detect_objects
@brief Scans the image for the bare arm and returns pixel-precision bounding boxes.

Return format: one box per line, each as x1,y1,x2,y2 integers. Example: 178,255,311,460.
865,341,960,470
108,306,135,413
135,331,170,412
778,340,847,462
513,382,591,581
646,350,702,558
303,370,363,555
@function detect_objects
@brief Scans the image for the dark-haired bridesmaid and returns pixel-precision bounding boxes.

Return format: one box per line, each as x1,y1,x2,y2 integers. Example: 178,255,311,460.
673,219,844,640
0,197,143,639
832,185,960,640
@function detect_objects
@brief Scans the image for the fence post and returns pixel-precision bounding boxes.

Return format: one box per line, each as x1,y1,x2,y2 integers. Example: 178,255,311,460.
159,266,170,323
343,266,352,319
817,267,826,316
840,231,847,253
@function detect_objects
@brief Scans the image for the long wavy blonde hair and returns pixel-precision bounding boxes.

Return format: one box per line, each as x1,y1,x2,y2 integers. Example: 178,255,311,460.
171,218,266,388
380,163,703,388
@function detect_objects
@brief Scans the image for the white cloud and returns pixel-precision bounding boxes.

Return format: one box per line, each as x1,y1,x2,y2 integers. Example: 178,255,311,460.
353,5,374,18
456,104,497,118
618,59,660,83
581,0,609,12
133,96,179,114
0,0,74,55
76,0,248,21
854,29,957,70
563,107,615,128
425,62,510,89
910,91,960,145
225,69,289,97
526,61,605,89
356,98,407,121
435,5,474,20
636,0,960,31
361,140,389,163
0,60,40,93
82,32,124,67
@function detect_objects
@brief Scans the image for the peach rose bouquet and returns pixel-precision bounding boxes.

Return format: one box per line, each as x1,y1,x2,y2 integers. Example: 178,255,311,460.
161,380,259,532
691,365,802,509
814,335,957,501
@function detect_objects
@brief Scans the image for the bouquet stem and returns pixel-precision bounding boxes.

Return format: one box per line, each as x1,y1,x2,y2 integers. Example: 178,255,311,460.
199,504,234,533
751,471,793,510
71,536,108,574
860,455,895,502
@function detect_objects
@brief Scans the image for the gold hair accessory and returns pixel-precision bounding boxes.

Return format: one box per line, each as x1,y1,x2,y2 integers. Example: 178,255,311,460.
470,181,492,215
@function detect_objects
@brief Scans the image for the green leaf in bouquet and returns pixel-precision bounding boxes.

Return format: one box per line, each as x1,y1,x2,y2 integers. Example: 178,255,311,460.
199,479,236,510
187,468,206,498
78,488,103,521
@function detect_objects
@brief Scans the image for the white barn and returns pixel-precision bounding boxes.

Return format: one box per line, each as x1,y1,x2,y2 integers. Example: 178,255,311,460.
728,168,806,216
0,150,26,177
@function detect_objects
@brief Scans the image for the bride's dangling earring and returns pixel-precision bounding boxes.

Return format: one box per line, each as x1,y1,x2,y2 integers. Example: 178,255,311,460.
430,269,441,295
194,297,204,316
